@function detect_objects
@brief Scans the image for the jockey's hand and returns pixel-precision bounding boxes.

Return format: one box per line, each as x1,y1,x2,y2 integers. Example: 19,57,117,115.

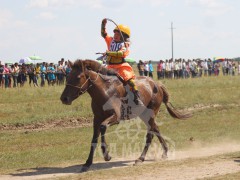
102,18,107,25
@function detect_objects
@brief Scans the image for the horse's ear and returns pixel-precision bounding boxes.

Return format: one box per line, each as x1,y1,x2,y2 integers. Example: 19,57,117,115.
82,60,92,70
68,60,73,68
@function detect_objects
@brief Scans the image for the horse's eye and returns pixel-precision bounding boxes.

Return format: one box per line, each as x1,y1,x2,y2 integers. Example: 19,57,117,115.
86,66,91,70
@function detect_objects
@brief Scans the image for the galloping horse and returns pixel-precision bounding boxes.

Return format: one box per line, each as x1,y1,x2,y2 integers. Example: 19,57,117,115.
60,59,191,172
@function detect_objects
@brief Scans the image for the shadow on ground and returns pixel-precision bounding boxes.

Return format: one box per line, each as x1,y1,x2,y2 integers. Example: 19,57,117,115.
234,156,240,163
9,159,150,178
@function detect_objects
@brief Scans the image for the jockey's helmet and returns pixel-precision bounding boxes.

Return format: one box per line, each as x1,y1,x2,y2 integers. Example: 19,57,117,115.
113,24,131,38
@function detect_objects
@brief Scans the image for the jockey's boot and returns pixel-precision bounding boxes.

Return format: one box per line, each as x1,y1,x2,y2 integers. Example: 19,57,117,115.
133,90,144,106
128,79,144,106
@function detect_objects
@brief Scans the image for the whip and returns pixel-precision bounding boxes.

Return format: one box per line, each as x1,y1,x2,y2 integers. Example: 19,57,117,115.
105,18,128,48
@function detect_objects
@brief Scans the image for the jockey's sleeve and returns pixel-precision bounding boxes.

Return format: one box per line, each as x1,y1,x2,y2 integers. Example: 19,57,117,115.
106,47,129,58
101,19,107,38
104,35,112,50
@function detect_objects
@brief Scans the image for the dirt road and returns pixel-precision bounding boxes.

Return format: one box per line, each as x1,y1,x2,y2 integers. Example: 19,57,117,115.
1,142,240,180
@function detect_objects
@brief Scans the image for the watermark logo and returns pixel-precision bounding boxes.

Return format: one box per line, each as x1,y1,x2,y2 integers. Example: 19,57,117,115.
95,90,176,160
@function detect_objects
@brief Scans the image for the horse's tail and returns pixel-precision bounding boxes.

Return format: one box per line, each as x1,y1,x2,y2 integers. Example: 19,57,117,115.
160,84,192,120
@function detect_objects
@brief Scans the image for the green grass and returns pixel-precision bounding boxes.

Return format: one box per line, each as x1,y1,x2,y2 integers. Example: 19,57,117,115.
0,86,92,125
0,68,240,175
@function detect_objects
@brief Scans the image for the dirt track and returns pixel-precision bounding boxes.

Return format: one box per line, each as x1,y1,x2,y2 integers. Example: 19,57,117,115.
1,142,240,180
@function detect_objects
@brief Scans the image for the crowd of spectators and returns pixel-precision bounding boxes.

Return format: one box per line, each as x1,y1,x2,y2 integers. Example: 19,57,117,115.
1,58,240,89
137,58,240,80
0,58,72,88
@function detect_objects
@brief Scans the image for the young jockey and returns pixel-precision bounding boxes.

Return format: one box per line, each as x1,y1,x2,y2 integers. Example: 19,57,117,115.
101,18,143,105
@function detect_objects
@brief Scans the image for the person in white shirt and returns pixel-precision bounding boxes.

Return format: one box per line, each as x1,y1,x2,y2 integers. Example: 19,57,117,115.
238,62,240,75
144,61,149,76
203,59,208,76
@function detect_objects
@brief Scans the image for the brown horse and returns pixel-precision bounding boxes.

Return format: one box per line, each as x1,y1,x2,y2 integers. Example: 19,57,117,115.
60,59,191,172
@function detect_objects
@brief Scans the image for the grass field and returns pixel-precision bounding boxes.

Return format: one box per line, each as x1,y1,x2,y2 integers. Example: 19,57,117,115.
0,66,240,179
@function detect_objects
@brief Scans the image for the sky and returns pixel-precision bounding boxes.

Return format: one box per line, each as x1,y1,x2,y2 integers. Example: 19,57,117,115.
0,0,239,63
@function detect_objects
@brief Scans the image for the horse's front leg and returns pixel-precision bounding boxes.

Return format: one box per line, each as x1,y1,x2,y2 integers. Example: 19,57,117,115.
81,120,100,172
100,114,119,161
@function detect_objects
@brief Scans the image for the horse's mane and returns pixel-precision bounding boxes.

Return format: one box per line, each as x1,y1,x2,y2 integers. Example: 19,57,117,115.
72,59,121,87
73,59,117,76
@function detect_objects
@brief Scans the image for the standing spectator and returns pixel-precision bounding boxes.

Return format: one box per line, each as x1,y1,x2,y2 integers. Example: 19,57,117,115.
137,60,144,76
197,60,203,77
238,62,240,75
4,63,11,88
222,59,227,76
0,64,4,88
228,60,233,75
47,63,56,86
63,61,68,83
65,62,72,82
173,60,179,79
17,64,27,87
27,64,34,87
45,63,50,85
144,61,149,76
157,60,164,80
56,60,64,85
40,62,47,87
203,59,208,76
185,61,190,78
191,60,198,78
12,63,19,87
214,62,220,76
169,59,174,79
165,60,170,79
207,59,213,76
182,59,187,78
10,64,14,88
8,64,12,88
148,60,154,78
178,59,183,78
34,63,40,87
232,60,236,76
225,59,230,75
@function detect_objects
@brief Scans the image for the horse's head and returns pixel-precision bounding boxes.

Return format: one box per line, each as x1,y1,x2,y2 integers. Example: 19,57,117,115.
60,59,99,105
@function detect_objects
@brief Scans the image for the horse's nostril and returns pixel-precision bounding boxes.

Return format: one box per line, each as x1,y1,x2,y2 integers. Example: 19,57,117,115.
64,97,69,102
61,96,69,103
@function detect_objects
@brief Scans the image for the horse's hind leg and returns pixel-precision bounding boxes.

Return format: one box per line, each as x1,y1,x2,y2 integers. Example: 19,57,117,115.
153,124,168,159
135,131,154,165
100,114,118,161
135,117,168,165
147,118,168,159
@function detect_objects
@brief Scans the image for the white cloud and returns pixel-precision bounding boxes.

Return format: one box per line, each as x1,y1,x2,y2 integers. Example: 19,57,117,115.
37,12,57,20
186,0,232,16
145,0,170,6
28,0,49,8
27,0,103,9
27,0,169,10
0,9,13,27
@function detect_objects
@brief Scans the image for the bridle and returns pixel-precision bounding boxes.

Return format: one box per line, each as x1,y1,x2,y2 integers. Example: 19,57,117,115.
66,61,99,95
66,72,99,94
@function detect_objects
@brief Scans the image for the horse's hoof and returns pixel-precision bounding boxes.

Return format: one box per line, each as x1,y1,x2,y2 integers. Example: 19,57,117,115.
134,158,143,166
81,165,90,172
104,154,112,161
162,153,168,159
